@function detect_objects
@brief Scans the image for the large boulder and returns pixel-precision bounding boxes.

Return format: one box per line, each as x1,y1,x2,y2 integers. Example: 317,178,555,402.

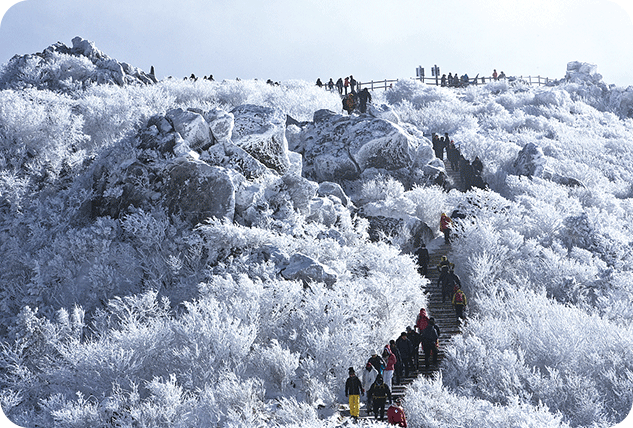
231,104,291,175
163,157,235,226
317,181,350,207
280,253,338,288
293,109,426,184
166,108,213,152
280,174,319,215
204,107,234,144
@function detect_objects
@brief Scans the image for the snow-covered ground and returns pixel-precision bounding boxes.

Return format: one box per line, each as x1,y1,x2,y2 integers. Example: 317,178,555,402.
0,38,632,427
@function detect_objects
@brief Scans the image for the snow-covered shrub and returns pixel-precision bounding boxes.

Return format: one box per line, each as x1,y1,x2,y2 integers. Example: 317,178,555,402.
405,375,569,428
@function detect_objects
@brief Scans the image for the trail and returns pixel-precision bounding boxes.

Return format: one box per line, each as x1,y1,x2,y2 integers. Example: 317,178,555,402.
336,152,466,423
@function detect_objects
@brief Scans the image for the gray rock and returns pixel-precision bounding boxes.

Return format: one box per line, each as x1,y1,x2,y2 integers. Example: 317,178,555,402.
163,158,235,226
166,108,213,152
280,253,337,288
317,182,350,207
204,107,234,144
293,109,425,183
513,142,546,177
281,174,319,215
231,104,291,175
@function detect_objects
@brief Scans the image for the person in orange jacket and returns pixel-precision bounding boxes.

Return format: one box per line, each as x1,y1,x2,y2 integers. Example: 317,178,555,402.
387,398,408,427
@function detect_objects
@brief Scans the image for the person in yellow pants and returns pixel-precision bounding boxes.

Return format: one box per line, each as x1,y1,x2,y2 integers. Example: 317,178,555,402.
345,367,364,419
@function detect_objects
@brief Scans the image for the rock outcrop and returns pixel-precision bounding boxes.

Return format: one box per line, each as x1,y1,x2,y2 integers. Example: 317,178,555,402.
0,37,157,91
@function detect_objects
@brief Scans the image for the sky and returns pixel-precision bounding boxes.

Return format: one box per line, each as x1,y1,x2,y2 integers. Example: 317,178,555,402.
0,0,632,87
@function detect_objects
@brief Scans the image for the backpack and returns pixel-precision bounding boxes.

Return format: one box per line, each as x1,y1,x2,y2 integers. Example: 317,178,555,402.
454,291,464,304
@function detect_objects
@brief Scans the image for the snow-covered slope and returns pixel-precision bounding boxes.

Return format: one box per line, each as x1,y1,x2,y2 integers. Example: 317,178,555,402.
0,38,632,428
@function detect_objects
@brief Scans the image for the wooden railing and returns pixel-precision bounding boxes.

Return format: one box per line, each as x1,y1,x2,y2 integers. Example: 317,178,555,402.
358,75,553,90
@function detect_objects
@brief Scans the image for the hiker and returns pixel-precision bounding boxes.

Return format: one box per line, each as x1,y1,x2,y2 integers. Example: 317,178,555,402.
436,255,453,273
416,308,429,333
447,140,460,171
327,78,334,91
368,351,386,374
345,367,364,419
349,75,357,93
441,74,447,87
316,78,323,88
436,255,453,289
406,326,422,371
442,268,461,303
368,374,392,421
357,88,372,113
432,134,444,159
342,92,356,114
336,77,344,95
499,71,506,79
387,398,408,427
414,243,430,276
493,69,498,80
440,212,453,244
344,77,350,95
460,156,475,190
452,286,468,319
396,332,414,378
390,339,403,385
421,317,440,371
362,362,379,415
382,344,397,391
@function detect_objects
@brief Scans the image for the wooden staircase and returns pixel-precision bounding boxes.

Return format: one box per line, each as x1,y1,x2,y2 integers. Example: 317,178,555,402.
338,239,463,422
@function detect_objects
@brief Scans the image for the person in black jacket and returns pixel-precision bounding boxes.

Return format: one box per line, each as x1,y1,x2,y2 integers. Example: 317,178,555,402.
345,367,364,419
421,318,441,371
406,326,422,370
396,332,414,377
368,374,392,421
414,243,430,276
357,88,372,113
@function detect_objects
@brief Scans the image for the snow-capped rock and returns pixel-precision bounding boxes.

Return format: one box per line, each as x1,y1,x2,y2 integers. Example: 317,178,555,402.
163,158,235,226
280,253,338,287
231,104,291,175
0,36,157,91
204,107,235,144
166,108,213,152
293,109,432,185
513,142,546,178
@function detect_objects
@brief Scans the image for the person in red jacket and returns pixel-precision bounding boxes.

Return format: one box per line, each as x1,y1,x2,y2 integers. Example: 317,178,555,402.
382,345,397,391
440,212,453,244
416,308,429,333
387,398,408,427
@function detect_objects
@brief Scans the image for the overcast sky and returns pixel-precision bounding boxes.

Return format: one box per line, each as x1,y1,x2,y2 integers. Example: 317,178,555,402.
0,0,632,86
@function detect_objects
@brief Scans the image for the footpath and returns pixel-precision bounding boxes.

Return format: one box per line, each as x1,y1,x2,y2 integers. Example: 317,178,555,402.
336,237,462,423
336,153,465,424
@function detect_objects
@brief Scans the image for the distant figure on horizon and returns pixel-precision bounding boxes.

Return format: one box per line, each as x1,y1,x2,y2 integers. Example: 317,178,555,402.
499,71,506,79
357,88,372,113
316,78,323,87
336,77,344,95
349,75,357,93
344,77,350,95
328,78,334,91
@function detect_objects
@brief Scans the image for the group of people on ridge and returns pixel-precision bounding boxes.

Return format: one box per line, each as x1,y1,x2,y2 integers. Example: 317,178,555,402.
316,76,373,114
